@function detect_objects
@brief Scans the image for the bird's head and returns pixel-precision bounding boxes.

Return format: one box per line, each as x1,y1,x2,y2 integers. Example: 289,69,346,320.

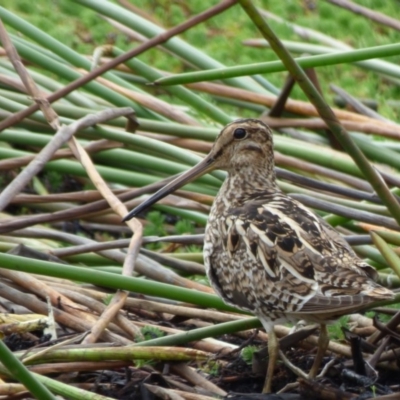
123,119,274,221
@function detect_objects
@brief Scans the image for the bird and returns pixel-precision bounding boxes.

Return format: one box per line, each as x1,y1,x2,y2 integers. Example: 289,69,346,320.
124,119,395,393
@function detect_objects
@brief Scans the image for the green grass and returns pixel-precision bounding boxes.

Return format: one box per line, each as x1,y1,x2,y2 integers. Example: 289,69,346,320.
2,0,400,119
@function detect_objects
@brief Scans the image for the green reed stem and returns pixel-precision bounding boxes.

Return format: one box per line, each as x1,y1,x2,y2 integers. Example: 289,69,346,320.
238,0,400,227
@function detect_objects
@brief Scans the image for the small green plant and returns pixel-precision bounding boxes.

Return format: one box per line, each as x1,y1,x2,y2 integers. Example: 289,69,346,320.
103,294,113,306
202,360,220,377
42,170,63,192
133,326,165,368
174,219,195,235
241,345,260,365
143,211,167,237
143,211,168,250
138,325,165,342
190,274,210,286
328,315,349,340
187,245,203,253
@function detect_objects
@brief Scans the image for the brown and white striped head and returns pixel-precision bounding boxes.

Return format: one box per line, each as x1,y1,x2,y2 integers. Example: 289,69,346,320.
123,119,275,221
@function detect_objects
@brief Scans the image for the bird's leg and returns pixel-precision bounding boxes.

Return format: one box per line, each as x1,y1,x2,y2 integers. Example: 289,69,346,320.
262,328,278,393
309,323,329,378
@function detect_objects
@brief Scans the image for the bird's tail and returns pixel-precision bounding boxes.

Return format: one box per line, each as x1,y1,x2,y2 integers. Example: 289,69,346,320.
365,285,395,300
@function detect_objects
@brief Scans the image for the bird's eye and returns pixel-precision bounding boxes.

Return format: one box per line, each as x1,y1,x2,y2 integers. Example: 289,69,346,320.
233,128,247,139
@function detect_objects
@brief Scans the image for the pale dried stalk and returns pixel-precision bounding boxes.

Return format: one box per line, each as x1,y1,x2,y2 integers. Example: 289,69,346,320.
0,108,132,211
9,189,127,205
0,139,122,171
82,291,130,344
95,75,201,126
53,286,142,340
0,19,59,128
348,313,373,327
263,116,400,139
20,226,212,293
351,326,376,336
50,281,240,324
171,363,227,397
0,269,95,323
0,74,28,92
22,332,89,365
0,281,130,344
0,383,26,396
28,360,132,376
145,385,187,400
275,152,372,191
66,137,143,343
326,0,400,32
171,388,221,400
188,81,400,128
275,325,352,357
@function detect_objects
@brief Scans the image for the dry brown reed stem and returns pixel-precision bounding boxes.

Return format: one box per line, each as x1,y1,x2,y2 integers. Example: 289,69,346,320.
6,227,212,294
27,361,132,376
65,137,144,344
326,0,400,32
8,189,127,205
53,286,142,340
0,19,59,129
171,363,227,397
167,138,214,153
351,326,376,336
0,178,178,234
0,74,29,92
50,234,204,260
168,191,214,206
376,347,400,363
50,281,243,323
171,388,229,400
188,81,400,128
330,84,392,123
0,16,127,236
275,152,373,191
0,140,123,171
0,268,93,323
50,239,133,258
0,383,27,396
0,280,130,344
48,279,371,357
1,18,145,346
0,106,133,211
348,313,373,327
274,325,352,357
0,0,238,131
145,385,187,400
262,116,400,139
95,75,201,125
90,193,210,218
0,318,49,336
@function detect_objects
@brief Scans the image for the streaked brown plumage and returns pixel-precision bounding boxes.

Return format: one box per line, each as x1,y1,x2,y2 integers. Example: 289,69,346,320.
124,119,394,392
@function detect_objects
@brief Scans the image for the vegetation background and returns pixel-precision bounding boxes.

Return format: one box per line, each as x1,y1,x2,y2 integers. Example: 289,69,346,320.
3,0,400,118
1,1,400,398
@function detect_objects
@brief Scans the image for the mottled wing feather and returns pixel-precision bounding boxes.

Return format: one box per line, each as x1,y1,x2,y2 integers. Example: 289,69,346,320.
207,192,390,318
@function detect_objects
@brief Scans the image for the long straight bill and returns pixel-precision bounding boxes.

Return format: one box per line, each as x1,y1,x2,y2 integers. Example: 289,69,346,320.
123,154,215,221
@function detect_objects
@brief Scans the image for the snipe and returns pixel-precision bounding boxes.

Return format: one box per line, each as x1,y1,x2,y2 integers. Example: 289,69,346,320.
124,119,394,393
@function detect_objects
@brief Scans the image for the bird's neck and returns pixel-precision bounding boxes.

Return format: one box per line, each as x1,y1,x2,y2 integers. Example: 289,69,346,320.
217,166,278,208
